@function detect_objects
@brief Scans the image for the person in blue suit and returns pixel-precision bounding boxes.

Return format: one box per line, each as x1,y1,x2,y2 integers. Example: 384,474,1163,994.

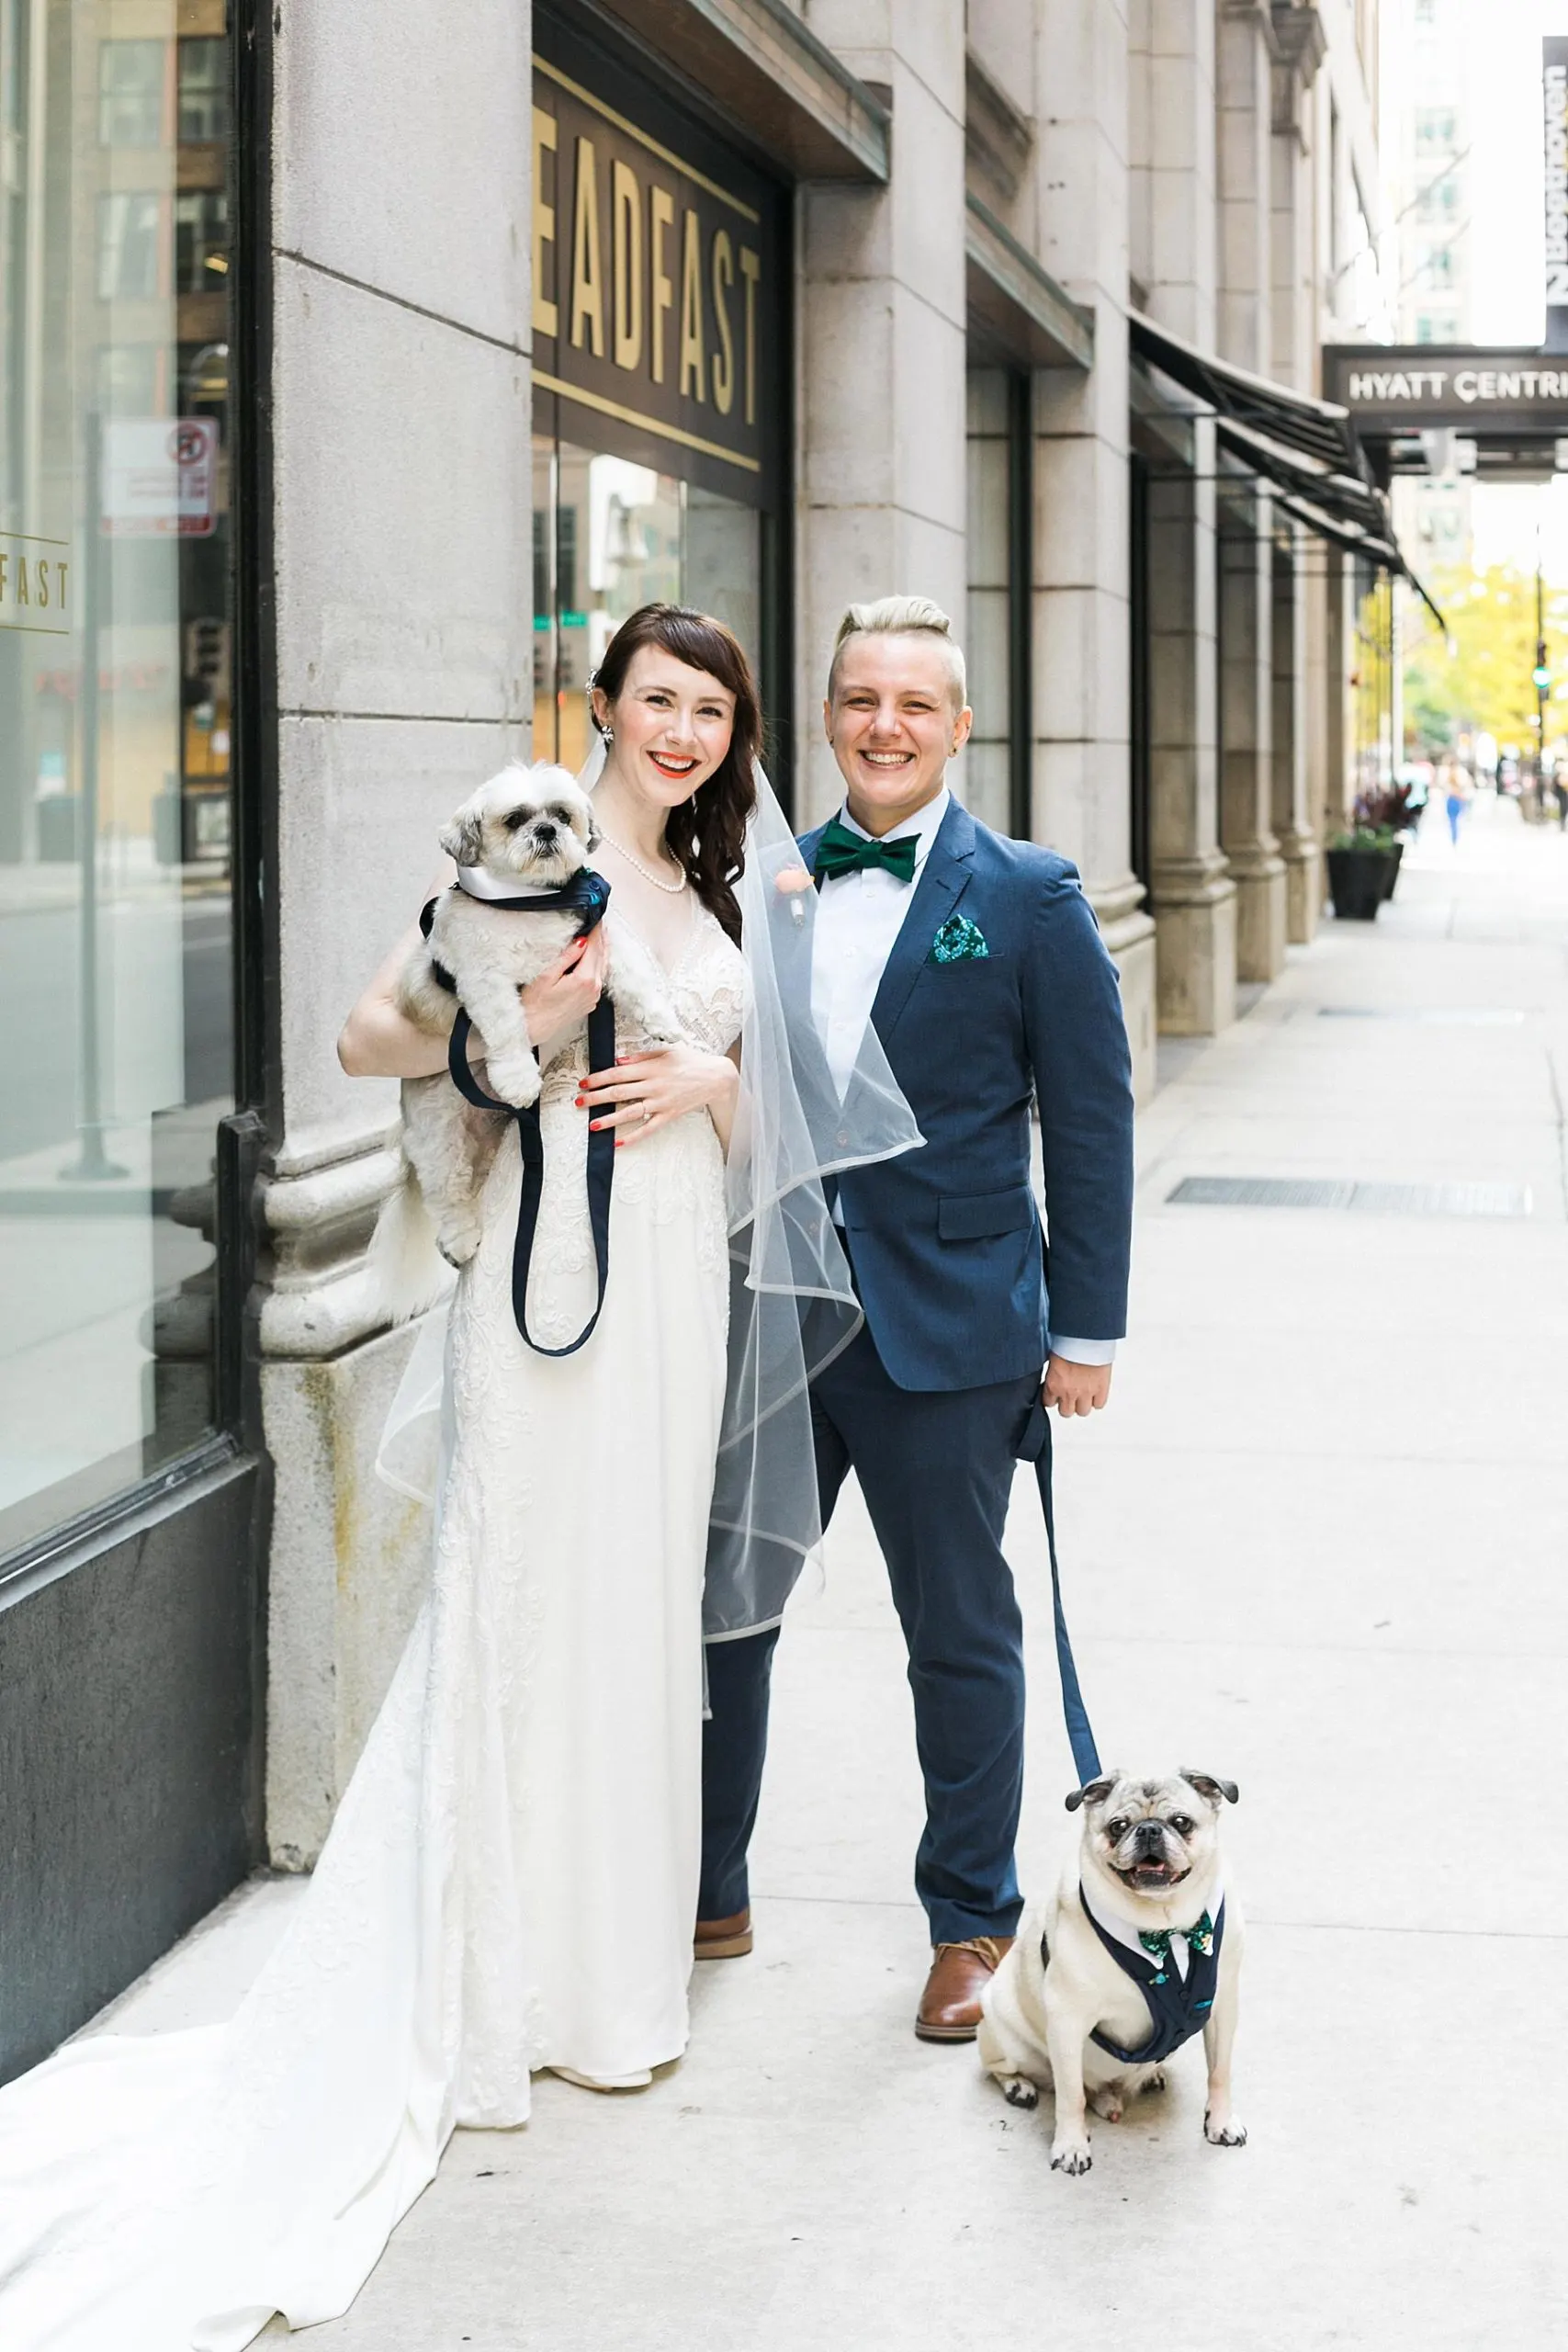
697,595,1136,2040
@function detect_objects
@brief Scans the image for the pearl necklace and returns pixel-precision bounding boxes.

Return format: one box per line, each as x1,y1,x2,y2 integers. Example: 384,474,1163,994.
599,831,688,894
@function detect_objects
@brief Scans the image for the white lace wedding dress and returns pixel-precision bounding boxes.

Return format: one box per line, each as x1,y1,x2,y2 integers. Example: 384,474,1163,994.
0,908,750,2350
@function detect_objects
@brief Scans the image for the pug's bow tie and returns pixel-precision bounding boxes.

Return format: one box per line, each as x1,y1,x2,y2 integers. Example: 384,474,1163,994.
813,818,919,884
1139,1912,1216,1973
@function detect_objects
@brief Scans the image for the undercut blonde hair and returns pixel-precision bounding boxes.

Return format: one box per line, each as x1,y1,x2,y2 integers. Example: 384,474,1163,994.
828,594,968,711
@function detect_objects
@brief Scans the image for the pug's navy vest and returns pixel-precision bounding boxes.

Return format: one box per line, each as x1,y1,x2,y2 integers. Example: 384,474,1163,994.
1048,1889,1227,2068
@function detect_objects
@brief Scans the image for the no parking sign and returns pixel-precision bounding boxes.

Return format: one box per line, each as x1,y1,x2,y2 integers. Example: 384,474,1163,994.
101,418,218,537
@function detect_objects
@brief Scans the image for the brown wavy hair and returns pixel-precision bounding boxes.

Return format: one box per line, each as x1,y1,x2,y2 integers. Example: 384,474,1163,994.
591,603,760,944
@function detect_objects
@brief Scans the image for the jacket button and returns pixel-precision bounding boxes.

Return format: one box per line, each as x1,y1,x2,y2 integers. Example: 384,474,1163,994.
835,1130,849,1148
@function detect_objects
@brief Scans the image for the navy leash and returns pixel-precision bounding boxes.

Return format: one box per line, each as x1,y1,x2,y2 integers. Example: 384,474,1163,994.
1016,1399,1102,1784
432,872,616,1360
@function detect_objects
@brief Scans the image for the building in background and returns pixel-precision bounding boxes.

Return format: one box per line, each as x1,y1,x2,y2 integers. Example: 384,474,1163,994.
1386,0,1476,571
1,0,1408,2075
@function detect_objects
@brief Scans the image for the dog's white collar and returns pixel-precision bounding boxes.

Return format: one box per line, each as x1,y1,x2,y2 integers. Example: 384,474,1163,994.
455,865,569,902
1079,1871,1223,1983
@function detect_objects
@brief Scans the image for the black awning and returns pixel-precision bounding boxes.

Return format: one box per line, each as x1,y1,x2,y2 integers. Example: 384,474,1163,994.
1129,310,1356,471
1214,415,1389,545
1128,309,1444,625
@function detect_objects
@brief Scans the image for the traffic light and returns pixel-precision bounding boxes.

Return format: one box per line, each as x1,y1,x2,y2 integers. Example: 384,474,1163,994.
1534,639,1551,693
185,617,230,701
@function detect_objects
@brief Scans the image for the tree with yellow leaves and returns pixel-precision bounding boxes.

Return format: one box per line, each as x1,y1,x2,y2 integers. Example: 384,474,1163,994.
1403,563,1568,754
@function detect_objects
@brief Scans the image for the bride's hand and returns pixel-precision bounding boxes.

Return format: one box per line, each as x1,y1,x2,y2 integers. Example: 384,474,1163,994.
521,929,608,1059
578,1044,739,1147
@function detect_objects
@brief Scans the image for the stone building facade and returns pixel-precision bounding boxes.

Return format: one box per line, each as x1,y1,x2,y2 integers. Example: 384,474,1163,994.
258,0,1387,1871
0,0,1393,2075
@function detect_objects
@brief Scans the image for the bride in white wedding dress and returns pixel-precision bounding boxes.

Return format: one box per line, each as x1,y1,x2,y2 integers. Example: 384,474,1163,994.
0,605,918,2350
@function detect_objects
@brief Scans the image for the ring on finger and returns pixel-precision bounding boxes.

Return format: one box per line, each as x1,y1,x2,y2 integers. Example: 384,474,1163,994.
639,1103,650,1124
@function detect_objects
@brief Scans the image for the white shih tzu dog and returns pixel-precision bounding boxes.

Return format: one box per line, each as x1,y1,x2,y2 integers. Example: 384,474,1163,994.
978,1767,1246,2177
367,761,680,1317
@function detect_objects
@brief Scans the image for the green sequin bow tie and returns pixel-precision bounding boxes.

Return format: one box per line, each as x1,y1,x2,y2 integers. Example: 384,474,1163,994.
813,817,919,884
1139,1911,1216,1973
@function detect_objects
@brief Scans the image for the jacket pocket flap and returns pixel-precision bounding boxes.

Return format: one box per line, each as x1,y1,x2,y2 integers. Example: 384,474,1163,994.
937,1184,1035,1241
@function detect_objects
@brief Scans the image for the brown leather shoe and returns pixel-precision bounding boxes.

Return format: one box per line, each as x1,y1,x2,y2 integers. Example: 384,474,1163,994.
915,1936,1014,2041
694,1906,753,1959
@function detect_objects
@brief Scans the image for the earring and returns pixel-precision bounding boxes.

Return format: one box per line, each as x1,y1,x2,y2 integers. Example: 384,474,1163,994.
602,723,615,742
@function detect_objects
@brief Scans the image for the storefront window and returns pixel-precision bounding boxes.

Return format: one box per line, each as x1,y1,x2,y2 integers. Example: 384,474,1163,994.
965,369,1030,837
0,2,235,1559
532,435,761,774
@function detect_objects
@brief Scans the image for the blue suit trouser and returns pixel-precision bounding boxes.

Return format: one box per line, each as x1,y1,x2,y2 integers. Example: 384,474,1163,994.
699,1322,1038,1945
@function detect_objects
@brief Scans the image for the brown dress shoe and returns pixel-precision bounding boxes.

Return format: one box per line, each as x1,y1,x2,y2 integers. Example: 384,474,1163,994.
915,1936,1014,2041
694,1906,753,1959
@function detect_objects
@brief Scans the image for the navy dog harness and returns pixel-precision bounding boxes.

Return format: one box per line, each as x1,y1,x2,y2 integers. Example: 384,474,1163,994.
1046,1887,1225,2067
429,870,617,1360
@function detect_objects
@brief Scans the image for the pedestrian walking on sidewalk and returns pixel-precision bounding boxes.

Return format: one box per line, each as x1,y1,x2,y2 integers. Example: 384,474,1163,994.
699,596,1136,2043
1440,752,1472,846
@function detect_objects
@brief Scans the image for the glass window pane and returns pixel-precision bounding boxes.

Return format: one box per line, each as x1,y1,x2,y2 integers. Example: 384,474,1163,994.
683,485,760,661
98,37,165,149
1,3,234,1559
176,36,228,145
531,431,762,772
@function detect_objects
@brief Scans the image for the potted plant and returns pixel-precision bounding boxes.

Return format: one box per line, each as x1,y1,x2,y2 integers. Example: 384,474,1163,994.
1325,823,1399,920
1354,783,1417,899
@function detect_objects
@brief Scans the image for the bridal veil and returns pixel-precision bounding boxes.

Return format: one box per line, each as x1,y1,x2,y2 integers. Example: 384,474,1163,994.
378,751,924,1636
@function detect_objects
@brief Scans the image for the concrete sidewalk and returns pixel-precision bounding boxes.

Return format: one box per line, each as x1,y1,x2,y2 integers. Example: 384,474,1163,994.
105,789,1568,2349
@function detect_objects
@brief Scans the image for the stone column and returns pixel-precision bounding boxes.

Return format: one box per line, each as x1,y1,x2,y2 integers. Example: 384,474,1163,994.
1271,525,1319,944
1216,0,1273,377
1129,0,1236,1035
1269,5,1325,944
1028,0,1157,1099
1148,417,1235,1034
1219,485,1286,981
795,0,968,824
259,3,535,1865
1215,2,1284,981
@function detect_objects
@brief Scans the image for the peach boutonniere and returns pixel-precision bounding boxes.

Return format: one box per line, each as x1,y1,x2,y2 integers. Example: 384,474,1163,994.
773,862,813,923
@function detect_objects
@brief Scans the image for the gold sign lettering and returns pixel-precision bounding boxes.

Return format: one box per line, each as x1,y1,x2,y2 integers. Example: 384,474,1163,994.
649,184,675,388
739,246,761,428
570,135,605,356
710,231,735,417
0,536,72,634
679,210,705,402
612,159,642,371
530,51,771,485
532,107,558,338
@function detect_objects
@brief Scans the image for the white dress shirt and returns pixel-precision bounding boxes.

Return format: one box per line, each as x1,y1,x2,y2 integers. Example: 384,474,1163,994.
809,788,1113,1369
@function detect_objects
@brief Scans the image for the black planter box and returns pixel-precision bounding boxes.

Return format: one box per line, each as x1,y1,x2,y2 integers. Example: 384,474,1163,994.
1326,846,1394,921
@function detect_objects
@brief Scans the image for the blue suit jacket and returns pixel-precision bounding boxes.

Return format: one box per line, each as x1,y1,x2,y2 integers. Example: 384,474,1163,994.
800,798,1134,1393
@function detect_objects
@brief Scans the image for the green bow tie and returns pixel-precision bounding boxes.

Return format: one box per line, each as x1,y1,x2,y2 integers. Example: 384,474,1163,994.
1138,1911,1215,1978
813,816,919,884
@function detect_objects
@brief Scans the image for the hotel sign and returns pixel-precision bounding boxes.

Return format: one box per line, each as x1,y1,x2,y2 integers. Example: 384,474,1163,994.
1322,346,1568,428
531,20,784,504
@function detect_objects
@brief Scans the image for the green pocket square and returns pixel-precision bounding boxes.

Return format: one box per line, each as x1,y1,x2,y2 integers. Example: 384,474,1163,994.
929,913,989,964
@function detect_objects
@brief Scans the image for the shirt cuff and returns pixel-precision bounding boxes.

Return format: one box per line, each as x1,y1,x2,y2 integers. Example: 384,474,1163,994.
1046,1336,1118,1366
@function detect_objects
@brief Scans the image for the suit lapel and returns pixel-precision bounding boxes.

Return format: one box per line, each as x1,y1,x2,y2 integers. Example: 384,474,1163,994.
867,797,977,1046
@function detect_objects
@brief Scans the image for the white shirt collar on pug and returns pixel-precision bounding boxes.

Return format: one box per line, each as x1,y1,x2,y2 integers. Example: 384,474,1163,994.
1079,1871,1224,1984
455,864,565,902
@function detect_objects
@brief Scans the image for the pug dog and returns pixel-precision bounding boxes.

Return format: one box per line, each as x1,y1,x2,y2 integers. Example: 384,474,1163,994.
978,1769,1246,2177
367,761,679,1315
